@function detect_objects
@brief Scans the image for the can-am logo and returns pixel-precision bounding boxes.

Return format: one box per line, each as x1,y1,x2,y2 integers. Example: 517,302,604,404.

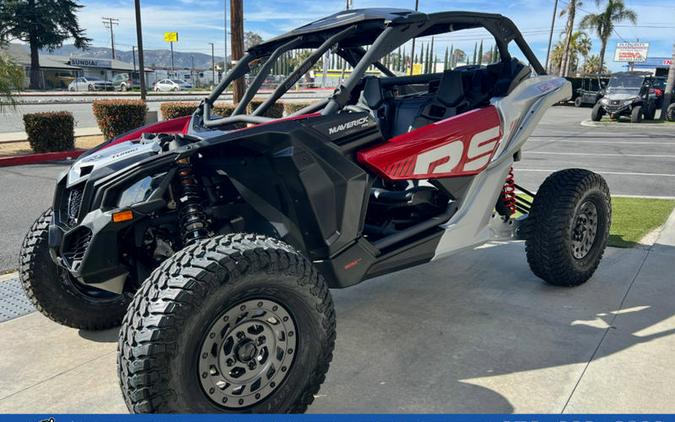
328,117,370,135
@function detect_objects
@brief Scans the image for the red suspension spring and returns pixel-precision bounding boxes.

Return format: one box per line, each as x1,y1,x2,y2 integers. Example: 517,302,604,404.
501,167,517,216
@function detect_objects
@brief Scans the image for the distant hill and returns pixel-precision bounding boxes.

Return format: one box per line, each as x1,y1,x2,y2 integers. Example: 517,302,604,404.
33,44,224,70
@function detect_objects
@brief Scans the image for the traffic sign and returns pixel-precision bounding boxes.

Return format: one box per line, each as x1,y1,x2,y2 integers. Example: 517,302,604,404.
164,32,178,43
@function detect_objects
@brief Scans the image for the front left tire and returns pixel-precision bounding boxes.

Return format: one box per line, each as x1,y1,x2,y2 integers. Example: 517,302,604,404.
19,209,130,329
118,234,336,413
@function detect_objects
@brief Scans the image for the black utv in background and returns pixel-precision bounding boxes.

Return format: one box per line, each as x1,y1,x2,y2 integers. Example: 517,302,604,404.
591,72,659,123
571,74,608,107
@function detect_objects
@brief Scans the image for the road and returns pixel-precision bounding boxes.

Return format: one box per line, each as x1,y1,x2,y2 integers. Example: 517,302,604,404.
1,106,674,272
0,91,329,133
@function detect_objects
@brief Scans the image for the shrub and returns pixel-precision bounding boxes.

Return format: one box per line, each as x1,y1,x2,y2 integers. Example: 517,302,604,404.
248,99,284,118
283,101,314,116
92,99,147,140
160,102,198,120
159,101,237,121
23,112,75,153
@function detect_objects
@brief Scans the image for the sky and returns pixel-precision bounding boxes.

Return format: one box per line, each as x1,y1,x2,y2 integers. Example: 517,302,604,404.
74,0,675,71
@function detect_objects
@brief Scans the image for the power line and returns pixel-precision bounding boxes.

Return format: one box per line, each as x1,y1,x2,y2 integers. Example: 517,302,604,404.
102,17,120,60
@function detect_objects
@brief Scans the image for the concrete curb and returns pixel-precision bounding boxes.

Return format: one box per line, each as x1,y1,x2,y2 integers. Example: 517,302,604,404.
580,119,674,129
0,127,102,144
0,150,85,167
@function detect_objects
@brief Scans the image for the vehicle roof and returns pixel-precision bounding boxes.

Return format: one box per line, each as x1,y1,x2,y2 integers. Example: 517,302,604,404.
250,8,521,54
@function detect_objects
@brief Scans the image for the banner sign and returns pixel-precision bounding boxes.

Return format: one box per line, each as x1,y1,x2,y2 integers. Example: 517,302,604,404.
69,58,112,68
164,32,179,43
614,42,649,62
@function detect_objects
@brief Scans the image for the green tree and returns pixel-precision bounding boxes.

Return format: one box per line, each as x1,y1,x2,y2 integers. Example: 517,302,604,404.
580,0,637,73
472,42,477,65
478,40,484,65
244,31,263,50
0,53,23,109
0,0,91,89
449,45,454,68
550,31,592,75
582,54,607,74
443,46,449,70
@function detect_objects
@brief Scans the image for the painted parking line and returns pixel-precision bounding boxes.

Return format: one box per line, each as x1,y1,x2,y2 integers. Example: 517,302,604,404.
515,168,675,178
524,151,675,159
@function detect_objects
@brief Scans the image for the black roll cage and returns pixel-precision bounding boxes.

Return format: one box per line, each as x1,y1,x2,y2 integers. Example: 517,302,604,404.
200,9,545,128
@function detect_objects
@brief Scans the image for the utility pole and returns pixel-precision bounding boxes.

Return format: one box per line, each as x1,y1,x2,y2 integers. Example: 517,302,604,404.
132,46,137,73
544,0,558,73
230,0,244,103
409,0,420,75
209,42,216,87
224,0,229,71
134,0,147,100
659,43,675,120
346,0,352,9
102,17,120,59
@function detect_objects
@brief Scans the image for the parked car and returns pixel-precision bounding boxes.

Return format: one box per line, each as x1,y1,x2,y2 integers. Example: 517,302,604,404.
67,76,113,92
153,79,192,92
591,72,659,122
21,8,608,414
112,73,141,91
574,74,608,107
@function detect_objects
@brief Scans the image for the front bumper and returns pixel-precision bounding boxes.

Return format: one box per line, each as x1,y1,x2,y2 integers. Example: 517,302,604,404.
48,153,178,292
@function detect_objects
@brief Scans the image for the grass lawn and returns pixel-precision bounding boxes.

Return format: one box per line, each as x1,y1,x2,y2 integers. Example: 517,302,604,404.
609,197,675,247
518,194,675,248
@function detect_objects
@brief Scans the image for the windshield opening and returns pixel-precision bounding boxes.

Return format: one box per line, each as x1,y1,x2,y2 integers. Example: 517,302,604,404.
607,75,644,94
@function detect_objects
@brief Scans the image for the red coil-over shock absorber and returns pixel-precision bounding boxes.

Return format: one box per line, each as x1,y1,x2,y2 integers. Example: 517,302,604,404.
500,167,517,216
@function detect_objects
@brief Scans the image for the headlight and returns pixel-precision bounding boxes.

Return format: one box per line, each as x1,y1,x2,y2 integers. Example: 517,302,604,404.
600,98,608,104
624,100,634,106
117,173,166,208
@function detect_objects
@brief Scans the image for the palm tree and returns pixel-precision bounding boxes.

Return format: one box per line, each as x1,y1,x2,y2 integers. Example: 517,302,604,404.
550,31,592,75
582,54,607,74
559,0,583,77
580,0,637,73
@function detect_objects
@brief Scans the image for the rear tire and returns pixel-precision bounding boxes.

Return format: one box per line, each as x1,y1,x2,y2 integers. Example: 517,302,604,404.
574,97,583,107
525,169,611,287
591,103,604,121
667,103,675,122
19,209,129,329
118,233,336,413
644,102,656,120
631,105,642,123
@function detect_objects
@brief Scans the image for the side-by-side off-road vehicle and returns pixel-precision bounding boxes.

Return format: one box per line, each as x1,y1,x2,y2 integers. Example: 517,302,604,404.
591,71,660,122
20,9,611,413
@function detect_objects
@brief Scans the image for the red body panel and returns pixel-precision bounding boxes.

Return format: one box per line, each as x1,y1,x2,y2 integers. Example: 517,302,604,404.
105,116,192,148
357,107,503,180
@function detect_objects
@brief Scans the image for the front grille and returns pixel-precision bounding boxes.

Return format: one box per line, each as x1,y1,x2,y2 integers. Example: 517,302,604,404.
57,183,85,228
62,227,92,272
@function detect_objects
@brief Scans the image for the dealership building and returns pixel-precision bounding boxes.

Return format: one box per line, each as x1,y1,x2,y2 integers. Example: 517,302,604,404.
3,44,151,89
625,57,673,77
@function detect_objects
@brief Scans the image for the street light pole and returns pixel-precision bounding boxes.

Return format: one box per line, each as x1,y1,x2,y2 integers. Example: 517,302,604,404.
544,0,559,73
224,0,229,71
132,46,137,73
134,0,147,100
209,42,216,87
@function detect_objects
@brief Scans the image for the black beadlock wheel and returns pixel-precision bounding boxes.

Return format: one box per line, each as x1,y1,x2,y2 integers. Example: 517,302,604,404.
117,233,336,413
19,208,130,329
525,169,611,287
667,103,675,122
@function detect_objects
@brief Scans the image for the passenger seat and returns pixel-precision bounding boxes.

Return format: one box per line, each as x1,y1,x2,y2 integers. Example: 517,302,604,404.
409,70,468,130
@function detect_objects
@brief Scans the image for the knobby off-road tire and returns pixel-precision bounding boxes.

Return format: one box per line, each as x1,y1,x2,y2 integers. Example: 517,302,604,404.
667,103,675,122
574,97,583,107
118,233,336,413
631,105,642,123
591,103,604,121
525,169,611,287
19,208,130,329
